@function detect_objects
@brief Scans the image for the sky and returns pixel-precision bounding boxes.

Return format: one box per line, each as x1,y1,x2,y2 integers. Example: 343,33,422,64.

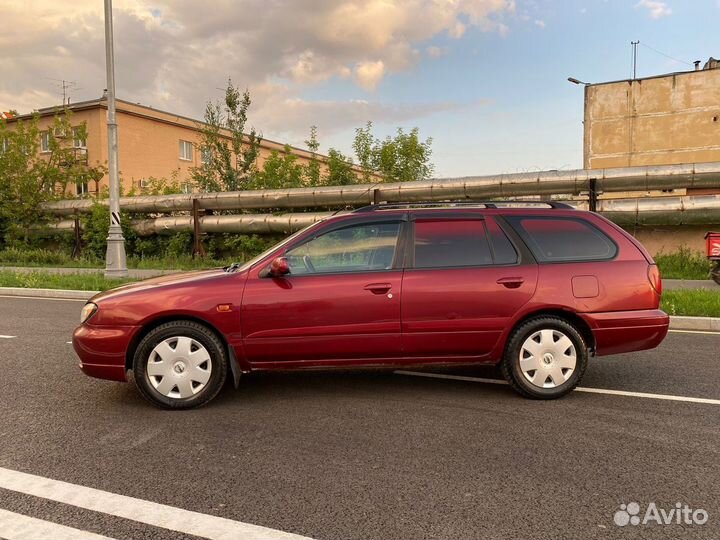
1,0,719,177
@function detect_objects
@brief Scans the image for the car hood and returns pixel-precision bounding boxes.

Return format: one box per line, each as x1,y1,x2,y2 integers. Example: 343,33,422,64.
89,268,234,303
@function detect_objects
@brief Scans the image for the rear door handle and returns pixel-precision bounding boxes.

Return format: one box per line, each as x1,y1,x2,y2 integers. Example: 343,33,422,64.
496,277,524,289
364,283,392,294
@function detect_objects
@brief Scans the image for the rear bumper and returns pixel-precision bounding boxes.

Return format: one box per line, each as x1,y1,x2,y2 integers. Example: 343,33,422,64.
72,324,139,382
581,309,669,356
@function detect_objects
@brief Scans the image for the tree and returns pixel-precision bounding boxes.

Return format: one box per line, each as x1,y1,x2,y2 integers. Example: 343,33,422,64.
0,110,105,246
324,148,356,186
352,121,433,183
253,145,304,189
192,80,262,192
303,125,321,186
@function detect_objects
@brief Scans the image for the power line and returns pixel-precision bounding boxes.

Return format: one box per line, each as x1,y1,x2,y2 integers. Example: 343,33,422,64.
639,42,693,67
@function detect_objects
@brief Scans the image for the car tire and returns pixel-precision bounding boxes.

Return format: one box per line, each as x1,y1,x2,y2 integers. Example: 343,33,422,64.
133,321,228,409
500,316,588,399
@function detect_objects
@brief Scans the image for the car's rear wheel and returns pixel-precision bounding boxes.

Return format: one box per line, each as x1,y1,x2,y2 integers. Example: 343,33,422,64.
133,321,227,409
501,316,588,399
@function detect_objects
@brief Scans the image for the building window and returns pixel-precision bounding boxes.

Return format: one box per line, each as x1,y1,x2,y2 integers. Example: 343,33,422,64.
76,181,89,197
181,182,192,194
201,147,212,165
40,132,51,153
138,178,149,189
72,127,86,148
179,140,193,161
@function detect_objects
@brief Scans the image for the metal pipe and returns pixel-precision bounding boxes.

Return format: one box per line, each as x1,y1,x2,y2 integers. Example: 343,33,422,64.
41,161,720,216
33,196,720,236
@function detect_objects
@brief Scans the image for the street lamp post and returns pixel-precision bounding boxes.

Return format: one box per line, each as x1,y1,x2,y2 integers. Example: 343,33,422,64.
103,0,128,278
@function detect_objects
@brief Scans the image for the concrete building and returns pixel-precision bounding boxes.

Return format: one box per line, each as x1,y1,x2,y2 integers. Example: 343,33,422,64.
582,58,720,254
583,58,720,170
4,96,331,196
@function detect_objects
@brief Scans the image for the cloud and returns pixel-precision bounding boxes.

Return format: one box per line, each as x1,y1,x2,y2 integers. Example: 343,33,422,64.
353,60,385,91
0,0,512,139
248,83,490,143
636,0,672,19
426,46,449,59
534,19,546,28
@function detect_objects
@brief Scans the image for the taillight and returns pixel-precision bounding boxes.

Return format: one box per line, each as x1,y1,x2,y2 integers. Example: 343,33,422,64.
647,264,662,295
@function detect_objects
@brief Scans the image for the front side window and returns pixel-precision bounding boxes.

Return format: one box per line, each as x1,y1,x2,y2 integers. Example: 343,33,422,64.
285,222,401,275
414,219,493,268
509,216,617,262
179,140,193,161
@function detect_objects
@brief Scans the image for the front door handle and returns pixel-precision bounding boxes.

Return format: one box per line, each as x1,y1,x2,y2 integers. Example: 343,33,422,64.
497,277,524,289
364,283,392,294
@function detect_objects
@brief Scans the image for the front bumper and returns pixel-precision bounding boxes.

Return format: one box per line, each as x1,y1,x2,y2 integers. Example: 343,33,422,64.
581,309,669,356
73,324,140,382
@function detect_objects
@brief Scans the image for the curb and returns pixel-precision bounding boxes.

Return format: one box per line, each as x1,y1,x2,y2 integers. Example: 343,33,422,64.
1,287,720,331
0,287,98,300
668,316,720,332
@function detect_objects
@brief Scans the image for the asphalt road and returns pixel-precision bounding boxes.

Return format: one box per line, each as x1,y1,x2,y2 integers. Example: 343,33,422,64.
1,296,719,540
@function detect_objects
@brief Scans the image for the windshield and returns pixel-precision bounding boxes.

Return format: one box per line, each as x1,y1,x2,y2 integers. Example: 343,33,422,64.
230,220,326,273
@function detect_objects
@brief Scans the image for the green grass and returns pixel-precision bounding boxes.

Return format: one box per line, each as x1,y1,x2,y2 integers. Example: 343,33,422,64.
661,289,720,317
0,248,233,271
654,247,712,280
0,270,136,291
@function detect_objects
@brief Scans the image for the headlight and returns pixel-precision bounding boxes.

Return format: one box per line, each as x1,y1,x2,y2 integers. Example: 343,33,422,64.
80,302,98,324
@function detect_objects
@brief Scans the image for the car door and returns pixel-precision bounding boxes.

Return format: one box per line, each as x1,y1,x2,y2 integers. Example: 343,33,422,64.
241,217,407,366
401,214,538,359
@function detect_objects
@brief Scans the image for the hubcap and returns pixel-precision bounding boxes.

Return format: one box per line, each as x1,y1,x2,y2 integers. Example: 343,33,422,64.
519,329,576,389
146,336,212,399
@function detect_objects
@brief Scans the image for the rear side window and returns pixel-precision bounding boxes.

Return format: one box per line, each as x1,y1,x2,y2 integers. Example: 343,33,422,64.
486,218,518,265
414,220,493,268
509,216,617,262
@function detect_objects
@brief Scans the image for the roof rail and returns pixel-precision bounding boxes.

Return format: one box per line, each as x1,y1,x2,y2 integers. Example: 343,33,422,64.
353,200,576,212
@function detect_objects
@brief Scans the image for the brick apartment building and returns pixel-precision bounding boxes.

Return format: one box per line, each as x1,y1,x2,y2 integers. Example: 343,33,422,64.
3,96,327,196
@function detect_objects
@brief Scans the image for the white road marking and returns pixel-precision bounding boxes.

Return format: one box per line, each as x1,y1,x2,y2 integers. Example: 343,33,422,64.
669,329,720,335
0,295,86,302
0,335,16,339
0,467,313,540
394,370,720,405
66,341,73,344
0,509,114,540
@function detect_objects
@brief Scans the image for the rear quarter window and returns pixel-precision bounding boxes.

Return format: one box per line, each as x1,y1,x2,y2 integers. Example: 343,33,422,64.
508,216,617,262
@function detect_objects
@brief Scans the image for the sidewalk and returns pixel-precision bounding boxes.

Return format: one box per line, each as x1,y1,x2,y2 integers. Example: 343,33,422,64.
0,266,180,279
663,279,718,290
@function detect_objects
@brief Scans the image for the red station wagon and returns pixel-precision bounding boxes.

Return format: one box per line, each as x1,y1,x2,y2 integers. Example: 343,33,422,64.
73,202,669,409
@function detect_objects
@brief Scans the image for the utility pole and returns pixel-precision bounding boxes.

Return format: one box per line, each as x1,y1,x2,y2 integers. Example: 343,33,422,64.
103,0,128,278
631,40,640,80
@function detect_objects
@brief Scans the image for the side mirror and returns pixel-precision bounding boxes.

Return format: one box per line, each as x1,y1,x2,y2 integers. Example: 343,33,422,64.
268,256,290,277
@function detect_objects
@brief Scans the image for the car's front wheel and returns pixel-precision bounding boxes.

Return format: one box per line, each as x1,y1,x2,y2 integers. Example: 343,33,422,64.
501,316,588,399
133,321,227,409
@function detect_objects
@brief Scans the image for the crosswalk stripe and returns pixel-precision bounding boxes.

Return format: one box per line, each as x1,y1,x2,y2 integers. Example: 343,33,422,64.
0,509,114,540
0,467,313,540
